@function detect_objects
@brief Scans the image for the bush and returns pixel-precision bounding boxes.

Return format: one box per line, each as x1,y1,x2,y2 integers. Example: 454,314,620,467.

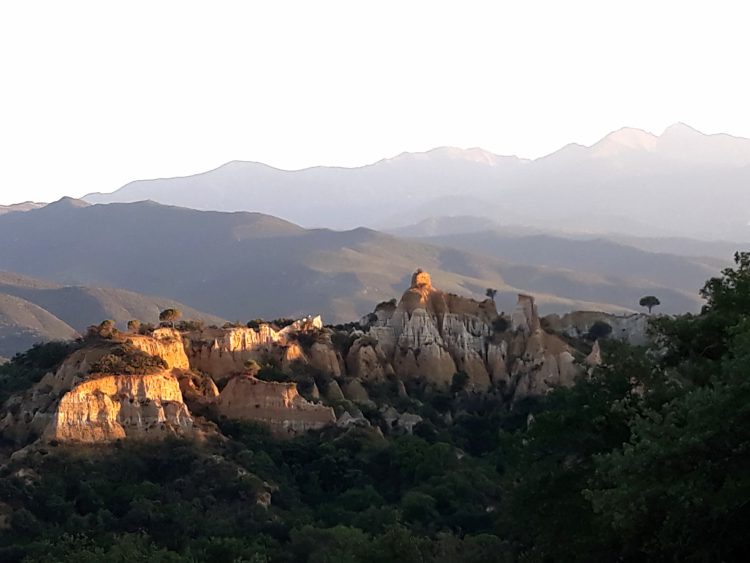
90,345,168,375
176,320,205,332
246,319,266,330
492,317,510,332
86,320,118,340
587,320,613,341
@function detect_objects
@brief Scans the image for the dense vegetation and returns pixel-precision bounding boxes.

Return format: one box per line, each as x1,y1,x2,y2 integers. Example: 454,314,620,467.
1,253,750,561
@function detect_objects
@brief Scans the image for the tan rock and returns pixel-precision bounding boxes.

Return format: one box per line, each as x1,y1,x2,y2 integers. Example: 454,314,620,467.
586,340,603,366
308,340,343,378
346,338,394,381
217,377,335,437
126,328,190,370
512,294,541,334
45,372,193,443
186,326,283,380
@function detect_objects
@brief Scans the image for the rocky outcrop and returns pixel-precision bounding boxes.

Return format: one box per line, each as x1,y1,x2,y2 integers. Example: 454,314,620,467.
357,270,499,390
184,317,342,382
506,292,582,400
0,276,593,449
356,270,583,399
345,337,395,381
586,340,602,366
46,372,193,443
126,328,190,370
543,311,650,346
216,377,335,436
381,406,423,434
186,326,282,381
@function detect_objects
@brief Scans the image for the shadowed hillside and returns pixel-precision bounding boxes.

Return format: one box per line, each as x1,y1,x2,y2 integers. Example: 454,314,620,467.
0,200,713,326
0,270,225,357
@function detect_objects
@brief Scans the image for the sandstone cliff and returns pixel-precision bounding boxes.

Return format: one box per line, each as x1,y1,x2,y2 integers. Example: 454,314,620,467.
0,340,196,445
46,372,193,443
217,376,335,436
126,327,190,370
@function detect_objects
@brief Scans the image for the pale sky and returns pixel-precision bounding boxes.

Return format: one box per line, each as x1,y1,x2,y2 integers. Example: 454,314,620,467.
1,0,749,205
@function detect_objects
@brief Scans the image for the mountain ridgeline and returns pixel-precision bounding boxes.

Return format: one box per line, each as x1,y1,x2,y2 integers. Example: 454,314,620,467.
0,270,224,359
85,123,750,241
0,197,721,345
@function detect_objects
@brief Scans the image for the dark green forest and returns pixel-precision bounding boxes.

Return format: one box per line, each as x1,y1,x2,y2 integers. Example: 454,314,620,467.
2,254,750,562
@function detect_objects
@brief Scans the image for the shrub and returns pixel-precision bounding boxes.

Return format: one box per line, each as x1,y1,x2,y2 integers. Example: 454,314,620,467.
176,320,205,332
492,317,510,332
587,321,613,341
90,345,167,375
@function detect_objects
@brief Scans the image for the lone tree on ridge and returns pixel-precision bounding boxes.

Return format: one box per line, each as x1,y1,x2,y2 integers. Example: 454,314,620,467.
639,295,661,314
159,308,182,327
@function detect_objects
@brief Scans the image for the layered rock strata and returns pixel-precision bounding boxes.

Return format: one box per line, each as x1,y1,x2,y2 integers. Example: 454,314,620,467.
46,372,193,443
351,270,582,398
217,377,335,436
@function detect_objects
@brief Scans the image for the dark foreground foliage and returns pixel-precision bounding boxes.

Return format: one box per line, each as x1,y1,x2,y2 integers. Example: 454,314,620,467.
1,253,750,561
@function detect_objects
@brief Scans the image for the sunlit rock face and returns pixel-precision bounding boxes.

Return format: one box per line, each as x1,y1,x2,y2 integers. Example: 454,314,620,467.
0,339,196,446
45,372,193,443
0,274,591,449
217,377,335,437
358,269,497,390
185,326,283,381
356,270,583,398
126,328,190,370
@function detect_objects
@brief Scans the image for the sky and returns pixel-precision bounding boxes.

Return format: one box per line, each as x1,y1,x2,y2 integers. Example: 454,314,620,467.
1,0,749,205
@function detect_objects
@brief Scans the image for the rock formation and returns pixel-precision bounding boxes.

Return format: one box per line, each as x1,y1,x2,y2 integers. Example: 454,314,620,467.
0,271,594,449
357,269,498,390
543,311,650,346
46,372,193,443
126,327,190,370
352,270,583,399
0,321,338,447
216,377,335,436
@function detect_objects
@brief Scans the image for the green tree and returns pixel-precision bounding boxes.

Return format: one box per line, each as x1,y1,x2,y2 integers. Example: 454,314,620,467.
127,319,141,334
451,371,470,393
587,320,612,341
159,308,182,327
638,295,660,314
587,325,750,561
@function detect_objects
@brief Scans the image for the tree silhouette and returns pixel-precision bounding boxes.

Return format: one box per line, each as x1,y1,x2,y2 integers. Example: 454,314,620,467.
486,288,498,301
639,295,660,314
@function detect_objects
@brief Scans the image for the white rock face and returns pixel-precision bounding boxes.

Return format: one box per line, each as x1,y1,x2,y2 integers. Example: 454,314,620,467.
357,270,581,395
545,311,650,346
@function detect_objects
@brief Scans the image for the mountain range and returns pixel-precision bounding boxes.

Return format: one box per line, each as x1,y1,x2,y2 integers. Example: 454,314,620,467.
0,198,723,347
84,123,750,241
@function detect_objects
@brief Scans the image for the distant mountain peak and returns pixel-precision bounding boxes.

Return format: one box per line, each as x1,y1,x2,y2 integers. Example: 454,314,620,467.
662,122,703,137
388,146,520,166
46,196,90,210
592,127,658,157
